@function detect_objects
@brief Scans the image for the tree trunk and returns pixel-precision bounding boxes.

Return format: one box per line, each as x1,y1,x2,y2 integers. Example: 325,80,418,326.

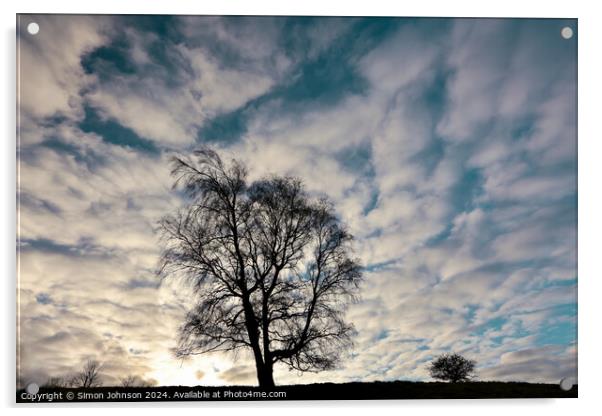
257,362,275,388
241,296,269,387
260,297,274,387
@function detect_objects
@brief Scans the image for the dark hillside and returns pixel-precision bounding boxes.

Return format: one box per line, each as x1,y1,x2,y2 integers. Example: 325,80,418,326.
17,380,577,402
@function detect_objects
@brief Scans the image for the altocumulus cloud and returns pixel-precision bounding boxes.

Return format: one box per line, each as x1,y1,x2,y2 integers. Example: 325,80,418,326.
17,15,576,387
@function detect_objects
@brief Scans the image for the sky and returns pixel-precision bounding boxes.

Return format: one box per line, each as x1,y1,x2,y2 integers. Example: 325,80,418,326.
17,15,577,387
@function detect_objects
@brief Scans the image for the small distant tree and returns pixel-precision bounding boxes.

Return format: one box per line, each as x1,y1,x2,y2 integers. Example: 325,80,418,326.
43,376,68,388
119,375,154,387
428,353,476,382
70,360,103,388
120,375,138,387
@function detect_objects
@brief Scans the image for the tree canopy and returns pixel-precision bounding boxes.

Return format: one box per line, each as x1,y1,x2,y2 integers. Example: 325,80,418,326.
428,353,476,383
158,148,363,387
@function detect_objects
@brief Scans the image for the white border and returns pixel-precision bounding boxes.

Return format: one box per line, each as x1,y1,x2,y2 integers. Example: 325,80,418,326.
2,1,600,415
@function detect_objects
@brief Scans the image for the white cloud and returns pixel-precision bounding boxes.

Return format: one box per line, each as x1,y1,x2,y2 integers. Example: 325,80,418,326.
18,15,110,120
480,345,577,383
17,16,577,388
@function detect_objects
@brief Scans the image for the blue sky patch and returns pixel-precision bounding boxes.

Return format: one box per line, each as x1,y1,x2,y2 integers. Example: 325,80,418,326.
79,106,159,154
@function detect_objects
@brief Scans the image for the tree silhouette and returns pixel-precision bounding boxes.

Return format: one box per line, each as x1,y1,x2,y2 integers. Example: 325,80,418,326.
428,353,476,382
158,148,363,387
70,360,102,388
42,376,68,388
120,375,138,387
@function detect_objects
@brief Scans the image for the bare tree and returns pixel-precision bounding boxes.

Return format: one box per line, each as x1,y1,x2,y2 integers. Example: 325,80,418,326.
120,375,138,388
70,360,103,388
428,353,476,382
43,376,68,388
119,375,152,387
158,148,363,387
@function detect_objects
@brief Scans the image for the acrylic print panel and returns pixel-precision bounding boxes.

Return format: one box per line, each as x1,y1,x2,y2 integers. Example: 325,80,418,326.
16,14,577,402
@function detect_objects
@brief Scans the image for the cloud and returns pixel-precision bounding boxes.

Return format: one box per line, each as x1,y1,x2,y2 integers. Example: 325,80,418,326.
479,345,577,383
18,15,111,121
80,16,286,147
18,16,577,388
219,365,257,385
